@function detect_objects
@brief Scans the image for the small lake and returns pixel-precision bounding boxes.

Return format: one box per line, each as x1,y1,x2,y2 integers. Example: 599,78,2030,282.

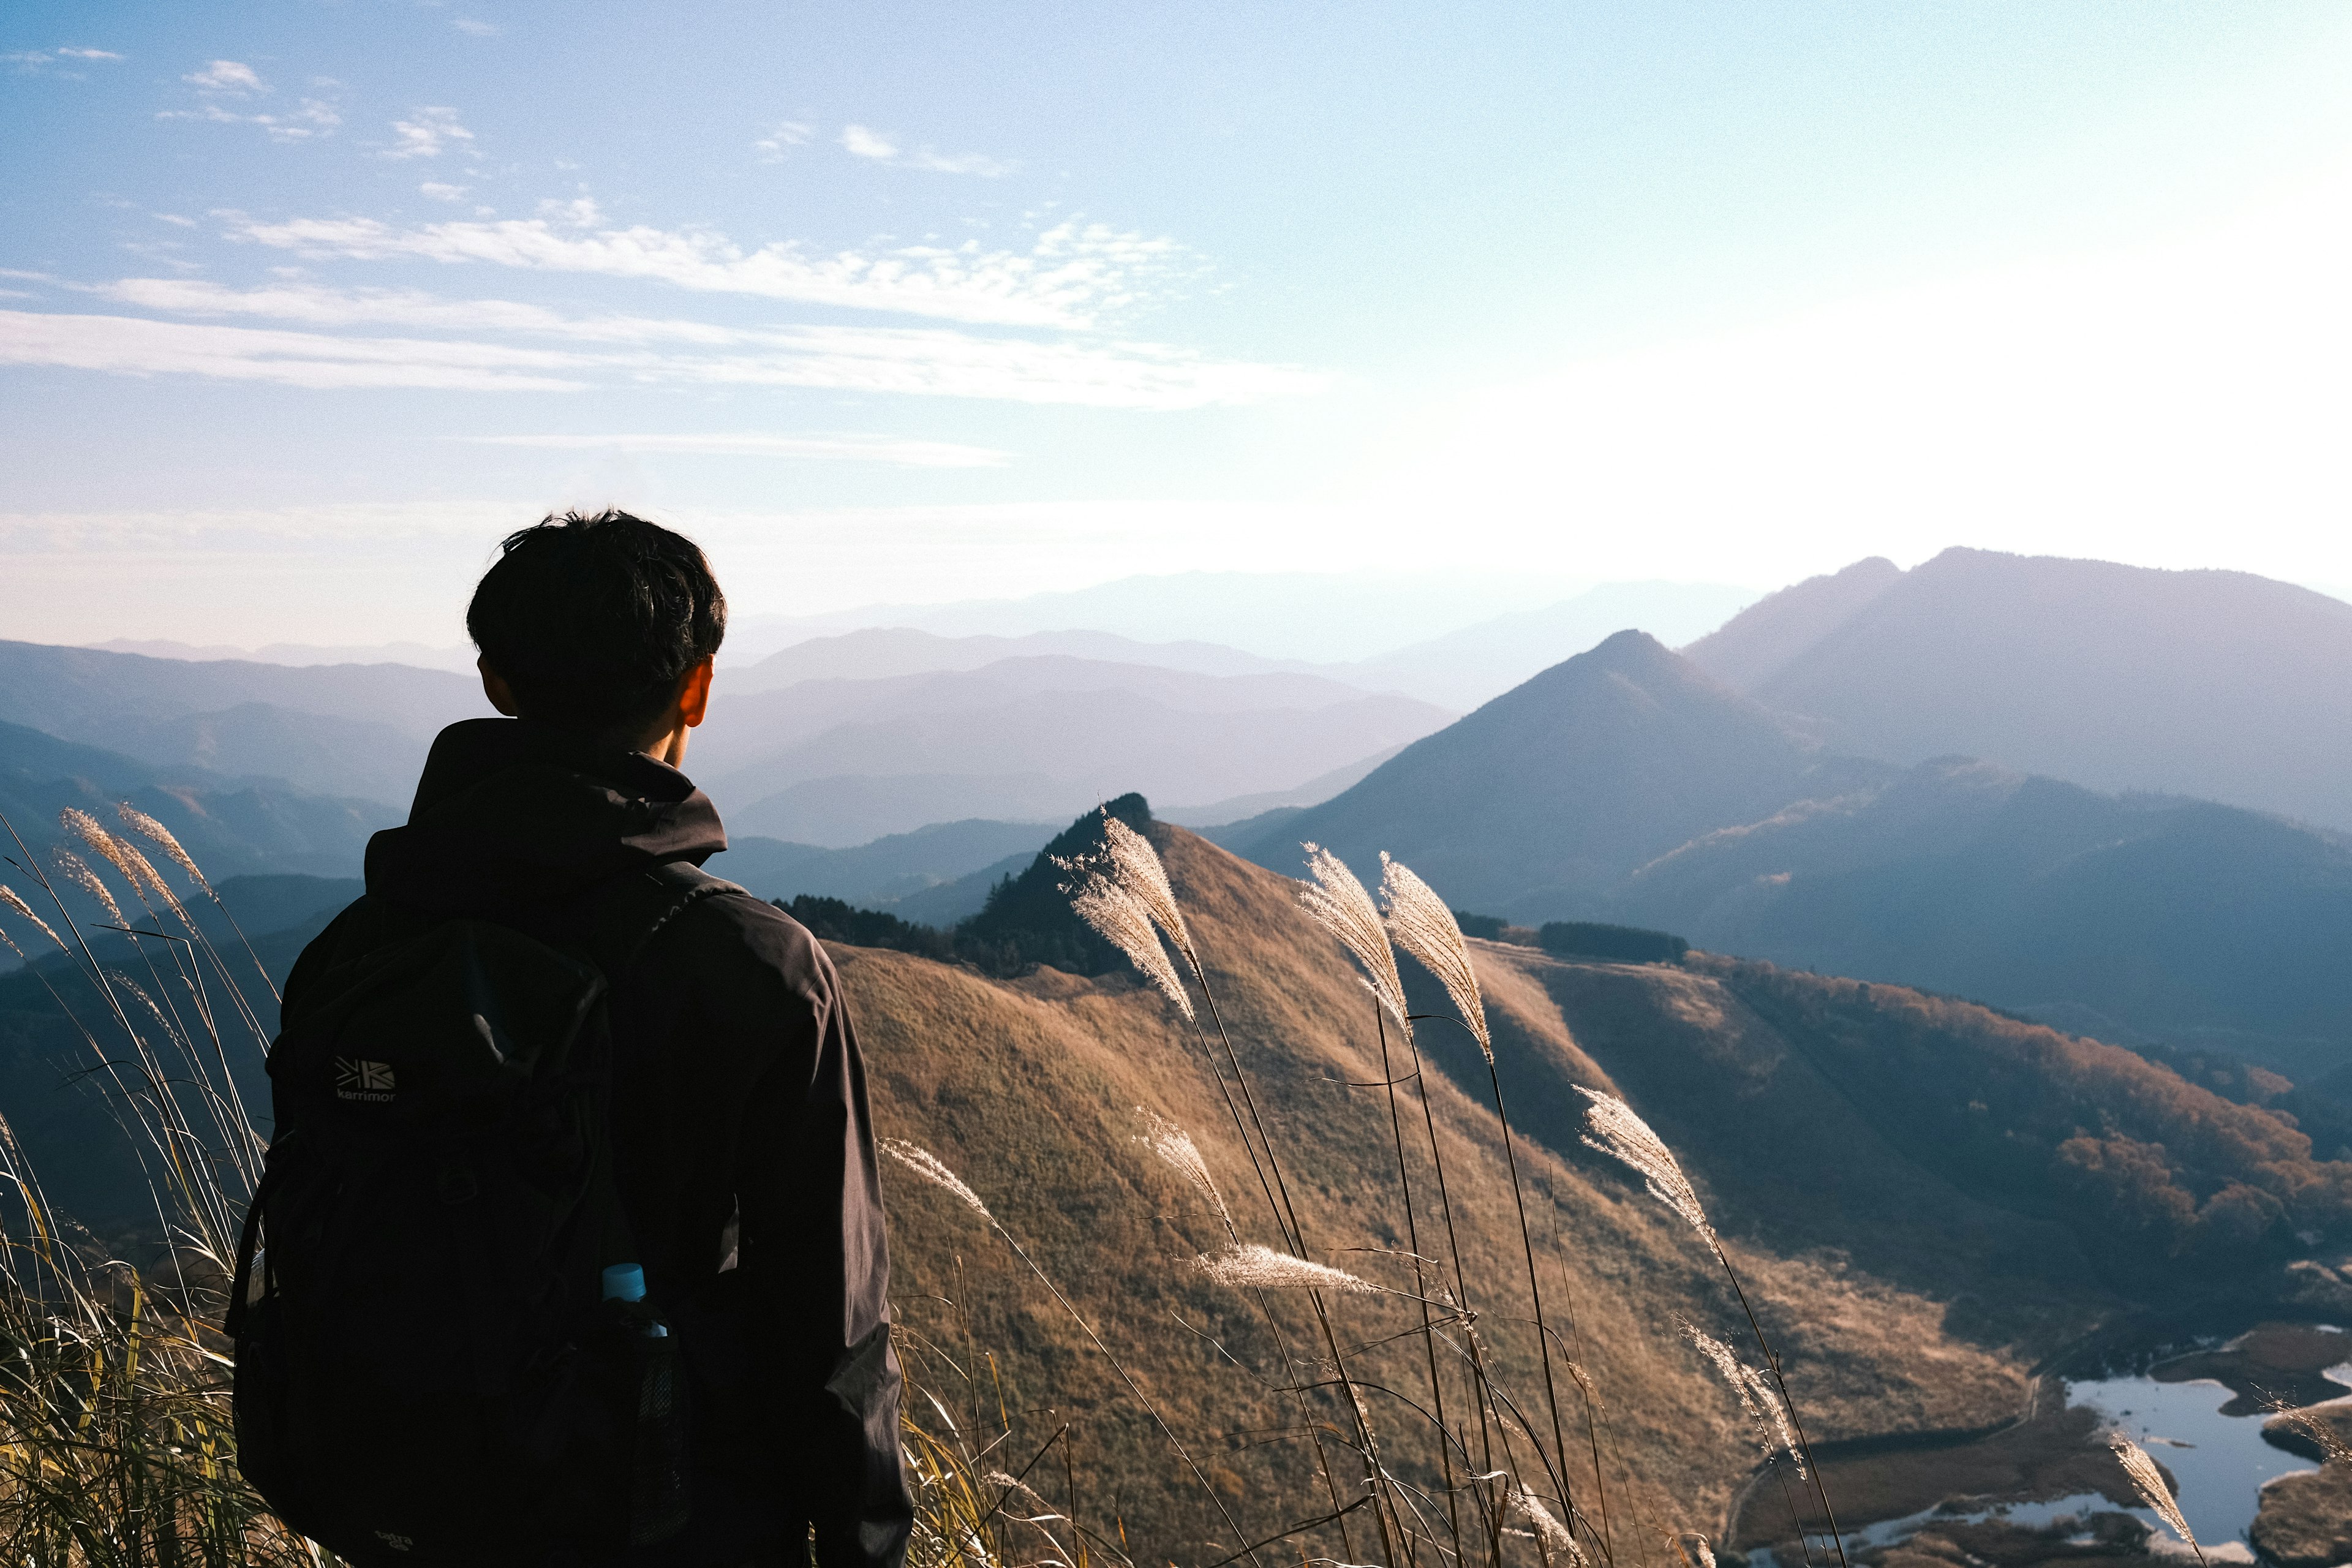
1748,1329,2351,1566
2068,1368,2322,1548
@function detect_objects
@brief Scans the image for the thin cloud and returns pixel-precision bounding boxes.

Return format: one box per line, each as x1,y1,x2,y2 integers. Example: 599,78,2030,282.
419,181,470,202
227,209,1186,329
383,107,474,160
8,300,1326,408
183,59,262,92
755,121,813,162
456,432,1012,467
159,64,339,142
452,19,500,36
7,47,124,74
840,123,1015,177
0,310,589,392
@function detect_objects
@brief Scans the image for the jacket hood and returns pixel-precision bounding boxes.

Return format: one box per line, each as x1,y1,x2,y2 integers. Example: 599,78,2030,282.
365,717,728,918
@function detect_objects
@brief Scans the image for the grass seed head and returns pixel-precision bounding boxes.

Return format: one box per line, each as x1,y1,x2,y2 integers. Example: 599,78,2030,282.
0,887,66,955
2109,1433,2196,1551
1682,1319,1804,1477
1099,814,1193,962
1066,875,1193,1018
50,848,125,927
1137,1108,1232,1235
1579,1087,1717,1253
1676,1535,1717,1568
116,804,210,892
1295,843,1410,1036
1379,852,1491,1061
2264,1398,2352,1467
881,1137,993,1223
1195,1242,1378,1295
1510,1487,1585,1566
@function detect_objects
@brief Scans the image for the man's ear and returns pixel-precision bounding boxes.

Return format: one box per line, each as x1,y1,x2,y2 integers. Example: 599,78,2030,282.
478,656,521,718
679,657,715,729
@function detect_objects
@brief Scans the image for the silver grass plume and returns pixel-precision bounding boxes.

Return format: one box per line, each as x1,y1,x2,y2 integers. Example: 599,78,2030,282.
983,1471,1065,1520
62,808,160,908
1099,815,1194,963
51,848,125,927
0,886,66,954
1683,1321,1804,1477
2109,1434,2197,1552
880,1138,993,1223
1065,876,1193,1018
1676,1536,1717,1568
1195,1242,1378,1295
1379,851,1491,1061
1578,1087,1719,1254
2264,1398,2352,1467
1295,843,1410,1035
1510,1488,1585,1566
118,803,211,892
1137,1108,1233,1235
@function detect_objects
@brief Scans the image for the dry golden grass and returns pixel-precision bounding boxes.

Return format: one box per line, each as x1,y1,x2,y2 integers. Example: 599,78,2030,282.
845,824,2037,1558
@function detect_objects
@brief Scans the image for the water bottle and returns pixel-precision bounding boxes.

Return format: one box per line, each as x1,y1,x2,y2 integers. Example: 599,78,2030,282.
601,1264,688,1544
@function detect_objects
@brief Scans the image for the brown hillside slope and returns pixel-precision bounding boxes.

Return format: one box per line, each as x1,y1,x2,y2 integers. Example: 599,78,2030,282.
837,824,2041,1559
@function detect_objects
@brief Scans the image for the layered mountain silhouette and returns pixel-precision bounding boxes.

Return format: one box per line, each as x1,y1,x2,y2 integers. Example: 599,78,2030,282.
0,639,486,805
1235,630,1880,909
0,720,394,900
1616,756,2352,1079
693,655,1452,844
1684,548,2352,830
1235,629,2352,1079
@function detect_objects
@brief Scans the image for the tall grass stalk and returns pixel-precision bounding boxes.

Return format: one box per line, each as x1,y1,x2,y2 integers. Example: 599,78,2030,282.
0,805,325,1564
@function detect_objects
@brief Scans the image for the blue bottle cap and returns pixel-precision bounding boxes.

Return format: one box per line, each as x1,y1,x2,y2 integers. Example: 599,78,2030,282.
601,1262,646,1302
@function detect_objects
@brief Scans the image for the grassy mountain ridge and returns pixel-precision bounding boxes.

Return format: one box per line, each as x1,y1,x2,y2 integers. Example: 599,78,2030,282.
835,821,2351,1548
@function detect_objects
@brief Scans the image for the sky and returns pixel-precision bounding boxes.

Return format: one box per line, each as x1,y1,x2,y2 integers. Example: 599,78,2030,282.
5,2,2351,650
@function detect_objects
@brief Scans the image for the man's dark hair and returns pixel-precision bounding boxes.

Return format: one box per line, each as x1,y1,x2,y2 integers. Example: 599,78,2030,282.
468,510,727,737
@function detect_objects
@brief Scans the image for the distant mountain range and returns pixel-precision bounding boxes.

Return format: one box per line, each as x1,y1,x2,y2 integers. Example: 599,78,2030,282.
1685,548,2352,831
0,639,486,804
690,655,1455,845
1232,625,2352,1078
0,719,392,958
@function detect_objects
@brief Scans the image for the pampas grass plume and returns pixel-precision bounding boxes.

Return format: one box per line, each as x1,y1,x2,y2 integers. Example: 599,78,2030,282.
1196,1242,1377,1295
1068,878,1194,1019
0,886,66,955
51,848,125,927
1379,852,1491,1061
1295,843,1410,1035
1099,815,1193,961
117,803,211,892
1579,1087,1718,1254
881,1137,993,1223
2109,1433,2198,1553
1683,1320,1804,1477
1510,1488,1585,1565
1137,1108,1232,1235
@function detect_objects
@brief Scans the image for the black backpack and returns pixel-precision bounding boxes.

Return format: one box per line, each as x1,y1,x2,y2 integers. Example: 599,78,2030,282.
227,862,740,1565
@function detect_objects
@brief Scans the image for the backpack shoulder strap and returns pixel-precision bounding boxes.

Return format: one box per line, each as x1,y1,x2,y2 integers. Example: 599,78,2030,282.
576,860,747,985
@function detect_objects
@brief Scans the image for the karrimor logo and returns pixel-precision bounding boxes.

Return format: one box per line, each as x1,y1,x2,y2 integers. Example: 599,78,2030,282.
334,1057,396,1103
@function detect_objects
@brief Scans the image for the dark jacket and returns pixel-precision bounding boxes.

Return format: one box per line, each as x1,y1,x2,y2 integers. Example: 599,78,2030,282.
285,718,913,1568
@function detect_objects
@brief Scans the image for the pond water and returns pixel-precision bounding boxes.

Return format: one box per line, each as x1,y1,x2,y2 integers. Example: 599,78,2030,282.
1754,1357,2342,1566
2067,1368,2321,1548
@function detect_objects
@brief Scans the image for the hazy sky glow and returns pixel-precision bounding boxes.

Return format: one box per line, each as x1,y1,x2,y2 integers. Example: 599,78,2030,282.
5,2,2351,647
